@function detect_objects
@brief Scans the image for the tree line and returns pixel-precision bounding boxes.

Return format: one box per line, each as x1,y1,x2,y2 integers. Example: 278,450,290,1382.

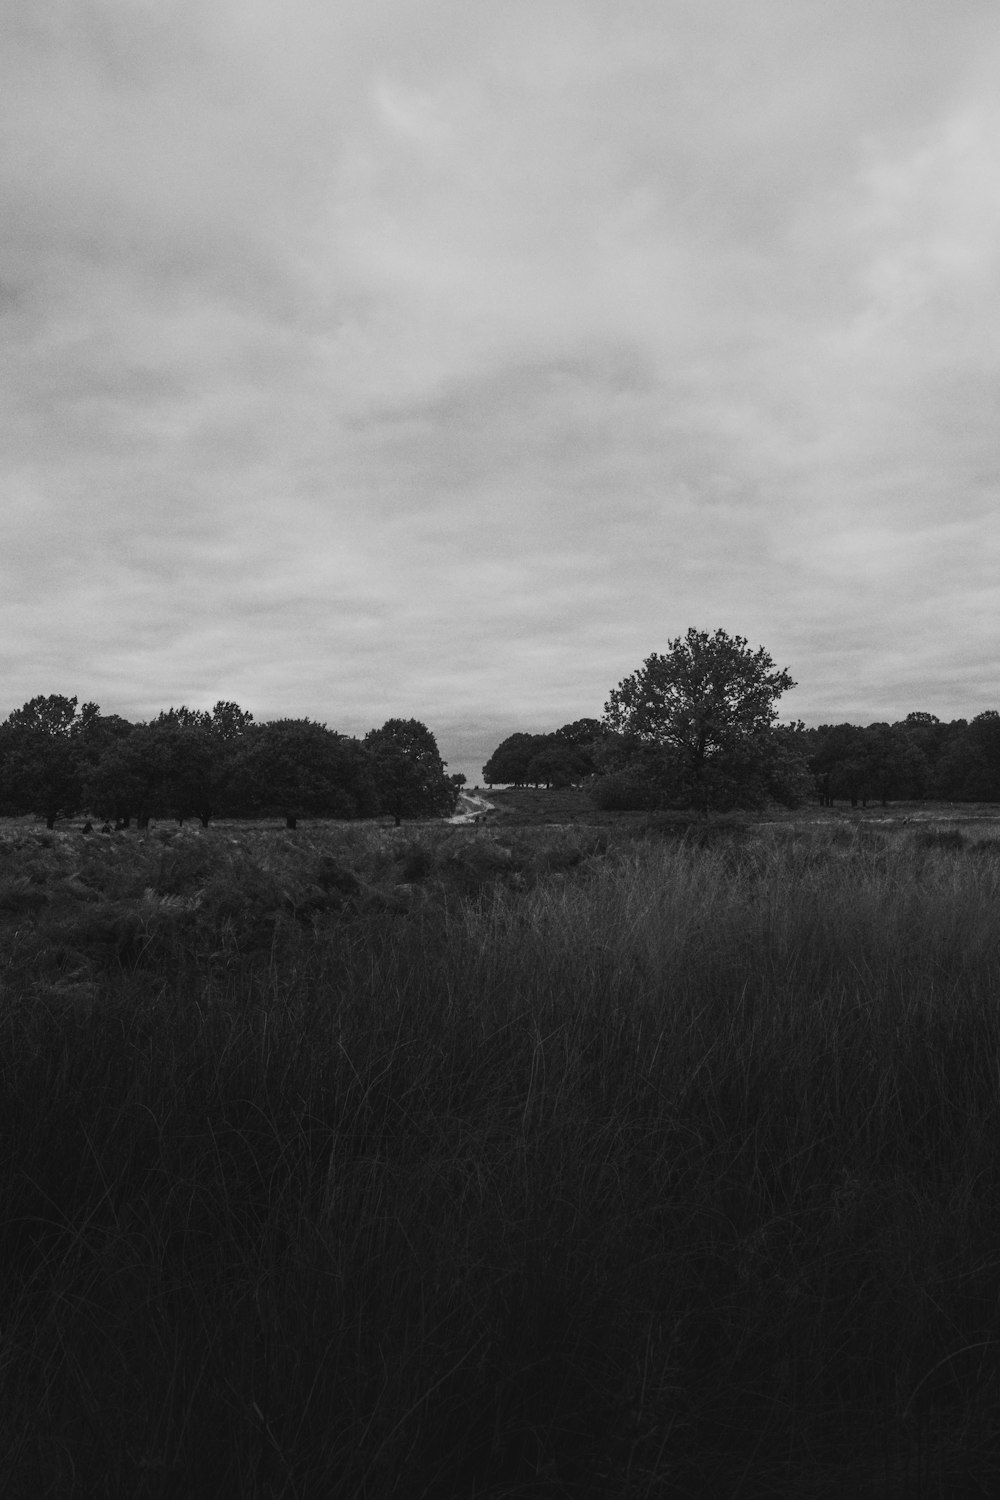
484,629,1000,813
9,634,998,830
0,697,460,829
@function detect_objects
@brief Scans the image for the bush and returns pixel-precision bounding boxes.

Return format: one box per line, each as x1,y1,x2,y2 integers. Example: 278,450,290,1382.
588,772,659,812
400,842,436,881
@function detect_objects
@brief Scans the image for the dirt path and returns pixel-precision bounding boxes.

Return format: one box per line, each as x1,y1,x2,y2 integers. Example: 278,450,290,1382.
448,791,495,825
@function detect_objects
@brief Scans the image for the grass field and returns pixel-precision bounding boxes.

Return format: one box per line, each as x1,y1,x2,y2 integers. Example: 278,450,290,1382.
4,797,1000,1497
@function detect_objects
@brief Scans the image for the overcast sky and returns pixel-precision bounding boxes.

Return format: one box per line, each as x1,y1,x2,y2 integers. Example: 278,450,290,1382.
3,0,999,782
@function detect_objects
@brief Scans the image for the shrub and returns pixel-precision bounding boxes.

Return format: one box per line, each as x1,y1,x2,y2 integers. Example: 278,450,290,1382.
588,772,659,812
400,842,436,882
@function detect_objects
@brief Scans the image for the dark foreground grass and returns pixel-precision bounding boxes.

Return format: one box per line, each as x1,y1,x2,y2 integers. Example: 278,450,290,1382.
4,818,1000,1497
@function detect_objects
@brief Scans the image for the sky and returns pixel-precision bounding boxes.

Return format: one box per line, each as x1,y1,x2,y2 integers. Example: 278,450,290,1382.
3,0,1000,785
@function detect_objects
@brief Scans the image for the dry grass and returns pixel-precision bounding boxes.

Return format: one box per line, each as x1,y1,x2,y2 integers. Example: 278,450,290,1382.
3,811,1000,1496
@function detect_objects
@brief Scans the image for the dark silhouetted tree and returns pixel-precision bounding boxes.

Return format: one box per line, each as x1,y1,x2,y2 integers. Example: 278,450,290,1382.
602,629,799,814
0,695,86,827
482,733,548,787
524,744,587,788
364,719,457,825
235,720,378,828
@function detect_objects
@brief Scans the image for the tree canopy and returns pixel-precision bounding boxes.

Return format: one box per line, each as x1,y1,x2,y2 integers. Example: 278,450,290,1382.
482,721,605,787
10,668,1000,831
235,719,378,829
602,629,801,813
0,695,88,827
364,719,457,825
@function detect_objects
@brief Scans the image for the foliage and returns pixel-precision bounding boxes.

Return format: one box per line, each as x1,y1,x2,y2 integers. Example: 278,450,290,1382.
482,732,549,786
687,722,815,812
84,727,160,827
364,718,457,824
3,693,82,736
83,702,256,827
14,670,1000,841
602,628,800,813
0,695,88,827
483,721,605,787
144,710,220,826
804,714,992,807
554,716,605,747
524,743,586,788
235,719,378,828
588,769,661,811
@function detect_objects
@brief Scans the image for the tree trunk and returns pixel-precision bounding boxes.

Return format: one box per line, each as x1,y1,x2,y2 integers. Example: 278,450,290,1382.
286,814,297,830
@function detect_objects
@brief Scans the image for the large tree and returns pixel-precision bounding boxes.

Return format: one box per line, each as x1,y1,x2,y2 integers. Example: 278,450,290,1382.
84,702,255,827
0,695,87,827
148,703,256,825
602,629,800,814
84,732,159,829
234,719,378,829
482,733,550,787
364,719,457,825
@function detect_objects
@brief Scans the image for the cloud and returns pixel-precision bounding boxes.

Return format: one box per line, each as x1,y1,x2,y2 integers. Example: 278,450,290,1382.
2,0,1000,785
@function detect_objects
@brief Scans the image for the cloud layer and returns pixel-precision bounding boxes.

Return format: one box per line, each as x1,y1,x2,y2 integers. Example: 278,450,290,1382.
3,1,1000,780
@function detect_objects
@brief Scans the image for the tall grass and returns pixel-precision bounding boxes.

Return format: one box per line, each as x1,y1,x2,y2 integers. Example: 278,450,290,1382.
4,821,1000,1496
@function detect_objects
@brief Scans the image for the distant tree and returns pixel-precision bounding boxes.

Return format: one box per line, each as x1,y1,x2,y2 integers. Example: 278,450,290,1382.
3,695,80,737
858,722,920,806
449,772,467,789
144,710,217,826
554,718,605,747
482,733,548,787
209,701,255,742
483,723,605,787
553,719,606,777
930,720,970,800
235,720,378,829
136,702,257,825
969,712,1000,799
82,701,255,827
886,722,933,800
84,726,166,828
713,722,815,810
938,711,1000,802
808,724,867,806
0,694,86,827
364,719,457,825
603,629,799,814
895,713,942,798
74,706,134,770
524,743,587,789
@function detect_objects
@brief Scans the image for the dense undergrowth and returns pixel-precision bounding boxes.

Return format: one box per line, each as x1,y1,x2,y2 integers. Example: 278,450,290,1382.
4,812,1000,1497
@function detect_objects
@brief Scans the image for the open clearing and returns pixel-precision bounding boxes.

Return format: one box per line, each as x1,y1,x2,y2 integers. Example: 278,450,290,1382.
4,796,1000,1497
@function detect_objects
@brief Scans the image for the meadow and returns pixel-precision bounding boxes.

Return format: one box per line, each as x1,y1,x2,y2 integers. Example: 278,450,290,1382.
4,799,1000,1497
